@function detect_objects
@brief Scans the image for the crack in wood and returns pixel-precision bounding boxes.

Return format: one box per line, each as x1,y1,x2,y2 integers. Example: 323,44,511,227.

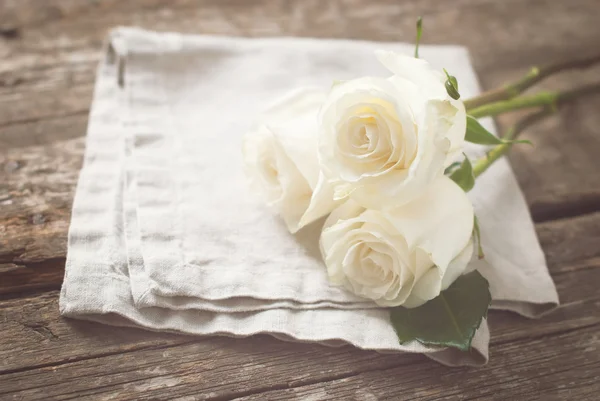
0,26,20,39
0,340,199,376
21,321,59,341
531,196,600,223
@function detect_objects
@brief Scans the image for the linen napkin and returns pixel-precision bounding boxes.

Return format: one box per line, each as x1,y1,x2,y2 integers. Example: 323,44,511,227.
60,27,559,366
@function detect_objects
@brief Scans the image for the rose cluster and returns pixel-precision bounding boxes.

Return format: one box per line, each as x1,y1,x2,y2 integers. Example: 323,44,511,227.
243,50,474,308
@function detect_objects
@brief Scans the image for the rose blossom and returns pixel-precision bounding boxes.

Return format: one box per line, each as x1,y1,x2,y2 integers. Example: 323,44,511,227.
318,50,467,209
320,176,474,307
243,88,340,233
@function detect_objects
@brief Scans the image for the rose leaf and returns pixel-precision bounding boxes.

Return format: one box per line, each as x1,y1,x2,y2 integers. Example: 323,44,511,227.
444,161,461,175
390,270,491,351
449,155,475,192
465,115,533,146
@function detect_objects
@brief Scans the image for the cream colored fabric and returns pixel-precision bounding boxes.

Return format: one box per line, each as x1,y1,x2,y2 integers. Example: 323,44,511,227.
60,28,558,366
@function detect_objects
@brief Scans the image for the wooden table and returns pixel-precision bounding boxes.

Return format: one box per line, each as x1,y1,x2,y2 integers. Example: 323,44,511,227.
1,1,599,400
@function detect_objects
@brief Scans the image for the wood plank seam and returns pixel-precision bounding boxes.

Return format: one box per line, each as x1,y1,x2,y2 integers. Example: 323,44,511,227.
531,198,600,223
0,339,200,376
490,320,600,347
225,326,600,401
458,359,600,401
0,109,88,129
2,318,597,396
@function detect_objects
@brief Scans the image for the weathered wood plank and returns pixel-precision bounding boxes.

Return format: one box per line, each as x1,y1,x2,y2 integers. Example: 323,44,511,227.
0,262,64,296
488,63,600,222
0,0,598,218
2,0,599,71
233,325,600,401
0,263,600,376
0,292,194,375
537,212,600,273
0,84,91,127
1,325,599,401
1,0,599,98
1,213,598,378
0,137,81,295
0,274,598,401
0,114,88,149
1,0,599,102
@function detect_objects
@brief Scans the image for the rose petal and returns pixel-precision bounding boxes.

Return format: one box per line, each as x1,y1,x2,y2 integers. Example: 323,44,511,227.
386,175,474,273
375,49,446,100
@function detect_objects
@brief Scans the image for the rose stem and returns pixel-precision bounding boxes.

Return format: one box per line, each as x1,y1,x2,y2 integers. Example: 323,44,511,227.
468,82,600,119
463,54,600,110
471,83,600,178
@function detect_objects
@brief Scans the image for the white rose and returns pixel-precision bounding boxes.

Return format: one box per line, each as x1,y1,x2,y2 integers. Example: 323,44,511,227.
318,50,467,209
243,87,340,233
320,176,474,307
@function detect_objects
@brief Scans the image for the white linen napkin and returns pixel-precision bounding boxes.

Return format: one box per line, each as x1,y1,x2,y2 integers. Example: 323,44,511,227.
60,27,559,366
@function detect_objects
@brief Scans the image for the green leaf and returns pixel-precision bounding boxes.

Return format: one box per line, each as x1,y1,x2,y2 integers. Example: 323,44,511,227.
390,270,491,351
465,115,533,146
473,215,484,259
414,17,423,58
444,161,461,175
443,68,460,100
449,155,475,192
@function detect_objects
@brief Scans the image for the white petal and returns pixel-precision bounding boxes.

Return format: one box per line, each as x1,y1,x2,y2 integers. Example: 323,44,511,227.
375,49,446,100
381,52,467,168
408,266,442,306
318,76,417,182
264,87,327,189
269,137,313,233
444,98,467,164
319,177,474,307
242,126,283,204
245,87,340,234
441,239,474,291
321,200,366,233
385,175,474,274
402,240,474,308
348,100,451,209
298,173,343,229
388,75,427,121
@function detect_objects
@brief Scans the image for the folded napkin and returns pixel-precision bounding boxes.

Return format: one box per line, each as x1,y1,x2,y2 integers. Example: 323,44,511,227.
60,28,559,366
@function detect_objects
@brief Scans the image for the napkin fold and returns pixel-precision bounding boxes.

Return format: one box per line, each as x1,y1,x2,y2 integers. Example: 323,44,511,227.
60,28,559,366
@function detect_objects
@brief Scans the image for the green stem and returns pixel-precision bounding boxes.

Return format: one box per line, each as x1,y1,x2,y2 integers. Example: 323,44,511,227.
471,82,600,178
468,91,558,118
472,110,550,178
414,17,423,59
463,54,600,110
468,83,600,119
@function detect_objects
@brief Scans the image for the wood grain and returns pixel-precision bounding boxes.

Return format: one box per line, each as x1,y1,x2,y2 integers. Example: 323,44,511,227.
1,214,599,396
1,288,599,400
0,0,599,399
489,64,600,222
1,259,598,372
234,326,600,401
1,138,82,297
